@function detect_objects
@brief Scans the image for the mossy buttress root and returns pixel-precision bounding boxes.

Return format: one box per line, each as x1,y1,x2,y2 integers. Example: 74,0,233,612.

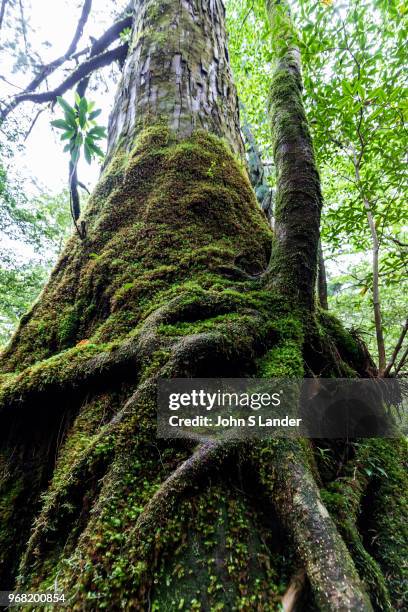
0,126,272,373
0,127,405,609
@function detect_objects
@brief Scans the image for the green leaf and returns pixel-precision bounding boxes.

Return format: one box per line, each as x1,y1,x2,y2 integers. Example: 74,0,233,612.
60,130,76,141
57,97,75,118
88,109,102,120
87,141,105,158
51,119,72,131
64,111,77,128
84,141,92,165
78,98,88,129
88,126,106,139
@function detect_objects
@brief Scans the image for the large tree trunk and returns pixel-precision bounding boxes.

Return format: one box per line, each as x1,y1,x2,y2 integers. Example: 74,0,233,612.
0,0,406,609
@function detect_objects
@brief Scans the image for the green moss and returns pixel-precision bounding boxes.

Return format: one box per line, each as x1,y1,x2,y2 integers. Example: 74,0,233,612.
57,305,80,346
320,438,408,610
1,120,396,610
0,477,24,549
257,340,303,378
257,313,304,378
0,339,118,406
158,313,242,336
317,309,365,365
1,126,271,373
149,485,289,611
361,439,408,608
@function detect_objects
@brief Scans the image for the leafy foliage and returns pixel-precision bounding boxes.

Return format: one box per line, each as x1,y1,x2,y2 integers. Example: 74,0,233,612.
0,191,71,346
328,261,407,368
51,95,106,165
119,26,132,44
227,0,407,370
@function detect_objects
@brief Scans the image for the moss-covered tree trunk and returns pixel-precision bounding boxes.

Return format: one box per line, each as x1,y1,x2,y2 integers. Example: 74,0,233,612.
0,0,406,609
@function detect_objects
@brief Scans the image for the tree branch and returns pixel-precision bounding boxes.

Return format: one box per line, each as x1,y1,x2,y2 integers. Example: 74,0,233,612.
258,439,373,611
23,108,44,141
0,0,8,33
73,15,132,61
24,0,93,94
395,345,408,375
387,235,408,248
383,319,408,377
1,12,132,123
18,0,29,57
1,44,128,121
74,16,131,100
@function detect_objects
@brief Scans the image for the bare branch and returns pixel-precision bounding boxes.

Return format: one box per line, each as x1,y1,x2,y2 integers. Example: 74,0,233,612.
383,319,408,377
1,44,128,121
73,15,132,61
24,0,93,94
395,345,408,376
18,0,29,57
0,75,24,90
0,11,132,123
23,108,44,141
0,0,8,33
75,15,131,99
77,181,90,194
387,235,408,249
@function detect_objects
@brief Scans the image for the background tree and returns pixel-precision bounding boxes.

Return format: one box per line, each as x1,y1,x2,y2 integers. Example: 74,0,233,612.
0,1,406,610
227,0,407,375
0,189,71,345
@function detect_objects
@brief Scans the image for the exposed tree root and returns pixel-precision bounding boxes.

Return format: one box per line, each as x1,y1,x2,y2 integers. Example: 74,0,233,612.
133,440,234,537
0,280,404,608
281,568,307,611
321,444,393,610
0,291,270,419
257,440,374,611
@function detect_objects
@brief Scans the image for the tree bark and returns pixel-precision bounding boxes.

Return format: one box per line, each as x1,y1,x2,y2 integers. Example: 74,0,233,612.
107,0,244,158
318,240,329,310
241,103,274,227
264,0,323,310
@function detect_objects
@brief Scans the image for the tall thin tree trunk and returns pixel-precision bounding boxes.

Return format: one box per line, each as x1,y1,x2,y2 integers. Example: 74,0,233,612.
353,154,386,373
264,0,323,310
318,240,329,310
